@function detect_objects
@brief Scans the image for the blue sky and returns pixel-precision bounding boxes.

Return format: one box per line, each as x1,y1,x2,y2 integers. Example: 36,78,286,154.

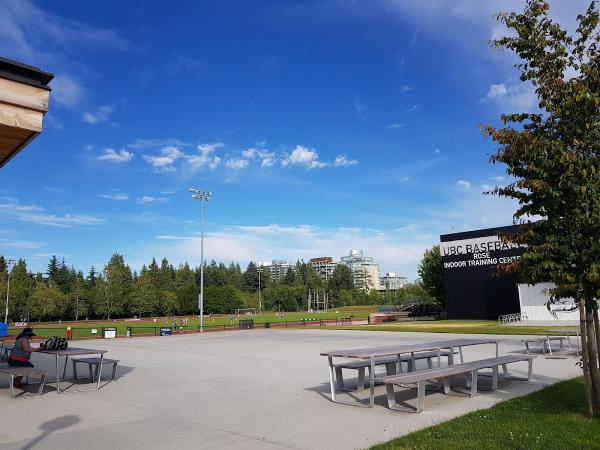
0,0,587,279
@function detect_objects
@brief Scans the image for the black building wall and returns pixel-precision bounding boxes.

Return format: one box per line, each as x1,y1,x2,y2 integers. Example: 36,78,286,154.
441,225,525,320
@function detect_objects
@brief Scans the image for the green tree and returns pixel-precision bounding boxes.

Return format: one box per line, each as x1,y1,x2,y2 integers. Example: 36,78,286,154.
99,253,132,319
328,264,355,305
30,279,60,322
283,267,296,285
175,263,199,314
417,245,445,308
130,266,157,318
483,0,600,415
204,285,243,314
243,261,260,293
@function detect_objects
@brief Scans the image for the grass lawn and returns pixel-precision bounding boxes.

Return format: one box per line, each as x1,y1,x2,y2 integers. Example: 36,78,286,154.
343,320,578,336
10,308,371,339
372,377,599,450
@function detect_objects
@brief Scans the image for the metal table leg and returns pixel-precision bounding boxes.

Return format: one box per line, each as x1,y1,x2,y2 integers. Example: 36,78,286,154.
62,356,69,379
369,356,375,408
55,354,61,394
96,353,104,389
327,356,336,402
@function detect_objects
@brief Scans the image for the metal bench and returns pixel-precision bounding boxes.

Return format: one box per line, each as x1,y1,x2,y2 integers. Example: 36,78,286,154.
0,344,14,361
72,357,119,382
522,336,569,355
333,350,454,391
383,354,535,412
0,367,46,398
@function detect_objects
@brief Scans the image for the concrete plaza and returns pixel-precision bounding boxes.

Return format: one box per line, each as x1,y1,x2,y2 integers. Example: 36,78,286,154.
0,329,581,450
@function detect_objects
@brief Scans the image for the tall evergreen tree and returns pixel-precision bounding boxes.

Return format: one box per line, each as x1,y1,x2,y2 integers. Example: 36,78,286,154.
243,261,260,293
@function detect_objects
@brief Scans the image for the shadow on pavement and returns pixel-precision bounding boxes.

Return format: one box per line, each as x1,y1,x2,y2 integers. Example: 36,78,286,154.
21,415,79,450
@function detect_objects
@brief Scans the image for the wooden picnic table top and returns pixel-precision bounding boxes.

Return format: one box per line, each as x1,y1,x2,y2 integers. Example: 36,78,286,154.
320,338,498,359
39,347,107,357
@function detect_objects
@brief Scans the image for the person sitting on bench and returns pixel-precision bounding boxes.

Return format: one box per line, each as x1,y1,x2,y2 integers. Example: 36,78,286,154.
8,328,42,388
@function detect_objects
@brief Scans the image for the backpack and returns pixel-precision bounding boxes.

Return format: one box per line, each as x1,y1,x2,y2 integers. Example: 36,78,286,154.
42,336,68,351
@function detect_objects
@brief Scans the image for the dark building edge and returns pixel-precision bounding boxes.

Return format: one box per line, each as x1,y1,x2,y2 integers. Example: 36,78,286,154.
0,56,54,90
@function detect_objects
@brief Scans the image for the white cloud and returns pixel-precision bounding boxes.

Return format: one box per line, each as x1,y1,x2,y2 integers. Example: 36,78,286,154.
333,154,358,167
354,97,368,120
143,224,439,281
188,143,223,171
0,200,106,227
97,193,128,201
143,146,185,172
281,145,327,169
481,184,493,191
456,179,471,189
83,106,113,125
482,81,537,109
0,238,43,249
51,75,85,109
225,158,250,170
129,138,189,149
242,148,257,159
139,196,168,205
485,83,508,99
388,123,405,129
243,148,277,167
97,148,133,163
404,104,419,113
401,85,412,92
0,0,130,113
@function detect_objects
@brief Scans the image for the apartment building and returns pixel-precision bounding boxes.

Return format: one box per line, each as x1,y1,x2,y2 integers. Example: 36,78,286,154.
339,249,380,291
379,272,408,290
309,257,337,280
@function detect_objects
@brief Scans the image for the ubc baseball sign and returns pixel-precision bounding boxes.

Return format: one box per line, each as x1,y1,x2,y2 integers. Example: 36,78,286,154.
441,235,525,269
441,225,525,320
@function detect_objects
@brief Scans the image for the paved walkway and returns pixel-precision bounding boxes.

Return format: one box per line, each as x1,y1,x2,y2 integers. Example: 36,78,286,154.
0,329,581,449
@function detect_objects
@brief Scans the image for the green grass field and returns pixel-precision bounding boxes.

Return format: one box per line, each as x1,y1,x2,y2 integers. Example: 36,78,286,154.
371,377,599,450
342,320,578,336
10,307,372,339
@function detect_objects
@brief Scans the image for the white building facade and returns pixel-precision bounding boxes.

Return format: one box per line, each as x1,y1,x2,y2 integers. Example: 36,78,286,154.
379,272,407,291
339,249,380,292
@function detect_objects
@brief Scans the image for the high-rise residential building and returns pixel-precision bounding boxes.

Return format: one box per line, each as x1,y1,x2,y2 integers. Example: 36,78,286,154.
258,259,291,281
309,257,337,280
379,272,408,291
339,249,380,291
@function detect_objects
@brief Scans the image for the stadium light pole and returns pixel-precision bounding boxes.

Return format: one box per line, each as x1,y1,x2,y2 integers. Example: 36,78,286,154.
4,259,16,324
190,188,212,332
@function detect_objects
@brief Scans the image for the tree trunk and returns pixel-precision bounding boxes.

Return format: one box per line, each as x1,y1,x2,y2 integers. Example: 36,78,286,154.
580,300,594,417
594,308,600,371
586,308,600,415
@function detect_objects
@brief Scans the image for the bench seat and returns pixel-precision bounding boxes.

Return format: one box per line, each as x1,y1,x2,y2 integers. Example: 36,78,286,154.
0,367,46,398
72,357,119,382
522,336,570,354
383,354,535,412
333,350,453,391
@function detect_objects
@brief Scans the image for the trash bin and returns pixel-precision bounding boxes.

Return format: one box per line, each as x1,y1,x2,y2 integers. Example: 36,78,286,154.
239,319,254,330
126,327,132,337
264,322,270,329
0,322,7,337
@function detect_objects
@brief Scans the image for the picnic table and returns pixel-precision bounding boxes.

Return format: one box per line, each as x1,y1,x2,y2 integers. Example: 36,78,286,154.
545,328,581,355
320,338,499,407
39,347,107,394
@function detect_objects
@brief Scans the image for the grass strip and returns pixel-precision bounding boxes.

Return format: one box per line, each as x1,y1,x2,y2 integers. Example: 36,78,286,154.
372,377,599,450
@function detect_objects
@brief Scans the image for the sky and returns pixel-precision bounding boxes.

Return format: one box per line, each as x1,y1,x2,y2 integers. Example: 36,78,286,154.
0,0,589,280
